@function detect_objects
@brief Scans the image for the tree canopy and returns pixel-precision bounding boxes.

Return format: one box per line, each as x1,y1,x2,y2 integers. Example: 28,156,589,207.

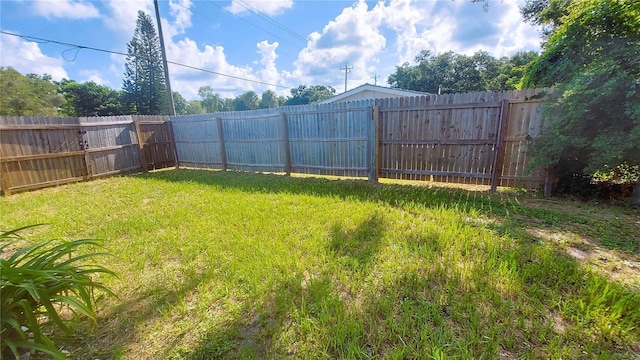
523,0,640,200
58,79,124,117
0,67,63,116
387,50,539,94
122,11,170,115
285,85,335,106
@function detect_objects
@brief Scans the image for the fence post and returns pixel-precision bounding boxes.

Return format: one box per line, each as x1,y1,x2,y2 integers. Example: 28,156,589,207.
133,118,149,172
281,113,292,176
166,118,179,169
1,163,11,196
490,99,510,193
544,167,554,197
216,117,228,171
368,105,380,182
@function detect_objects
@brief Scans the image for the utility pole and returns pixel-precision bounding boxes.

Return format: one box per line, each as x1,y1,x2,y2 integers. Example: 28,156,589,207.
154,0,176,116
340,62,353,92
371,73,379,85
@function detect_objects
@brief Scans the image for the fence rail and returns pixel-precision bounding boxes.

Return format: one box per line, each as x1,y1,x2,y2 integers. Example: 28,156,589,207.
1,88,552,195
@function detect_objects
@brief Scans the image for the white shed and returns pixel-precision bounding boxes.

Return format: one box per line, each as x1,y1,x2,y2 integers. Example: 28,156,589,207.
319,83,432,104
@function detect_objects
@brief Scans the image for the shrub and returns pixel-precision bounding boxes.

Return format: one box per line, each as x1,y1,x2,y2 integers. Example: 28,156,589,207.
0,225,114,359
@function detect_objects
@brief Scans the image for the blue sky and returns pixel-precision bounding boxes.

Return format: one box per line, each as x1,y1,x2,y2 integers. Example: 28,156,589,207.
0,0,542,100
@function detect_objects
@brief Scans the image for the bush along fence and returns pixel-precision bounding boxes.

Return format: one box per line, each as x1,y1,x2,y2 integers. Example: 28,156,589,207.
0,88,552,196
0,115,176,195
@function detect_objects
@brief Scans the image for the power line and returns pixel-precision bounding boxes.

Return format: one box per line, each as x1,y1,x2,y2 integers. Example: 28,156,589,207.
0,30,290,89
204,0,304,51
234,0,307,44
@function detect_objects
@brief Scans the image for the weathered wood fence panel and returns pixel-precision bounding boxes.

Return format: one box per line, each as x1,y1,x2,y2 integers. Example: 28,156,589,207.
0,115,173,195
171,114,223,169
286,101,372,177
79,116,140,177
133,115,176,171
223,109,286,173
377,94,502,184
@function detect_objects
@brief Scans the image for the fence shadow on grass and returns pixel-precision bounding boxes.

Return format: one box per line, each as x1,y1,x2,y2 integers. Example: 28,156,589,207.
138,169,639,254
174,227,640,359
71,262,208,359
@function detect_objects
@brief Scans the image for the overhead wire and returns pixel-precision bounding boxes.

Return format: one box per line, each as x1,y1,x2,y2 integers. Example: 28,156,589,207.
0,30,291,89
234,0,307,44
203,0,304,51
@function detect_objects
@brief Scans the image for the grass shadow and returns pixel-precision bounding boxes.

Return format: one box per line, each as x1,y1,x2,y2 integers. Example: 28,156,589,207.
68,262,208,359
136,169,640,254
328,212,386,271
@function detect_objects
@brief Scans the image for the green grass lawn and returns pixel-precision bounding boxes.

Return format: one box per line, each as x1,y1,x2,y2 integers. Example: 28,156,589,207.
1,169,639,359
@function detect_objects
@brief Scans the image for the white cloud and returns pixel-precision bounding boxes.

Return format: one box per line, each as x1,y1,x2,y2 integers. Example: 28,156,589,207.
169,0,192,34
78,69,110,86
0,33,68,80
226,0,293,16
291,0,386,91
397,1,540,59
32,0,100,19
102,0,154,39
164,37,262,99
256,41,280,91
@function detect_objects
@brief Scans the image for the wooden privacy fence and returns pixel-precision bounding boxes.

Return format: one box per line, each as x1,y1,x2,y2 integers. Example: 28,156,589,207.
376,89,550,189
170,88,551,190
0,88,552,195
171,101,373,177
0,115,176,195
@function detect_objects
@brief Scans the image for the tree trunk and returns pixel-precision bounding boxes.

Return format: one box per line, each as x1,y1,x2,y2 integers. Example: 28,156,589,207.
632,178,640,205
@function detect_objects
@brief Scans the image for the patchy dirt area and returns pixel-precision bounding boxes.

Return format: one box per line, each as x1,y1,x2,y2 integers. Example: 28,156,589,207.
527,228,640,290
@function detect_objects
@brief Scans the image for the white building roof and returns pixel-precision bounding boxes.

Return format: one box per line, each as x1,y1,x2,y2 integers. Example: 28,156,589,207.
320,83,432,104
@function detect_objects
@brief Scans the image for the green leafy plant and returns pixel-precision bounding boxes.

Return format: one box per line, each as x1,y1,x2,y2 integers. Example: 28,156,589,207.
0,225,114,359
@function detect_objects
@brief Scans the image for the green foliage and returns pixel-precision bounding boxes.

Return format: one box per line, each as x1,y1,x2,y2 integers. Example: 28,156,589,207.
58,79,124,117
172,91,189,115
0,225,114,359
259,89,285,109
122,11,170,115
186,100,205,114
0,67,63,116
197,86,236,113
388,51,539,93
233,91,260,111
285,85,335,105
521,0,571,36
524,0,640,199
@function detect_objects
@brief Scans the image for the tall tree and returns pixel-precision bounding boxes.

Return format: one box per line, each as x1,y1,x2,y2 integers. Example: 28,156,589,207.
523,0,640,201
388,51,537,93
285,85,335,105
172,91,189,115
198,85,223,113
58,80,124,117
233,91,260,111
259,90,284,108
0,67,63,116
521,0,571,36
122,11,169,115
